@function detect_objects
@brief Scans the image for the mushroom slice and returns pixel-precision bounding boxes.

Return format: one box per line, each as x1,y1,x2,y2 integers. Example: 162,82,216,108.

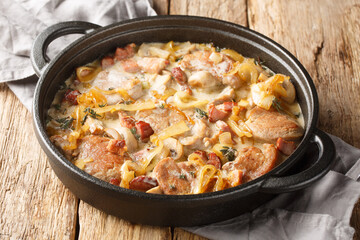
163,137,183,160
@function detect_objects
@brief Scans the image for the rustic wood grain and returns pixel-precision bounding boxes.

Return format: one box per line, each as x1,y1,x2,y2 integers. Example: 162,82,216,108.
0,83,78,239
153,0,169,15
77,202,171,240
248,0,360,238
170,0,248,26
173,229,208,240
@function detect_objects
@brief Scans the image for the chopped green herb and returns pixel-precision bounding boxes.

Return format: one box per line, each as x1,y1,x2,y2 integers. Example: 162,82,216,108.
59,82,67,90
55,117,74,130
108,87,115,90
176,56,183,62
80,114,88,125
98,103,107,108
272,98,284,113
159,103,165,109
254,57,265,66
220,146,237,162
130,127,140,140
54,104,61,110
45,116,53,124
189,171,195,178
195,108,208,119
215,46,222,52
179,174,186,180
84,107,101,119
130,127,137,135
268,71,274,77
123,100,133,105
169,184,176,190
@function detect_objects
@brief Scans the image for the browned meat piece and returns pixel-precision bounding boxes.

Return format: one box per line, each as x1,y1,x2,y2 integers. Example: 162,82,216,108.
191,151,221,169
208,102,234,122
50,135,76,160
101,56,114,69
222,144,278,182
109,178,120,186
180,50,212,71
114,43,136,60
276,137,297,155
106,139,127,156
181,51,242,89
226,169,243,187
131,148,150,162
215,120,236,137
129,176,158,192
153,157,192,195
137,57,168,74
63,89,80,105
171,67,192,94
136,108,186,132
246,107,304,142
172,67,187,84
193,150,208,162
77,135,129,182
118,112,136,129
135,121,154,142
120,59,141,73
207,153,222,169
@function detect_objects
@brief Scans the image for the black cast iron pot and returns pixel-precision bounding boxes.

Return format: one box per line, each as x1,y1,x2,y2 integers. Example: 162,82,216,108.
31,16,335,227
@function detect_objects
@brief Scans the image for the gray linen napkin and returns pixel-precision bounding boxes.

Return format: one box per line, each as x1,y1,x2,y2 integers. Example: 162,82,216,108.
1,0,156,110
1,1,360,239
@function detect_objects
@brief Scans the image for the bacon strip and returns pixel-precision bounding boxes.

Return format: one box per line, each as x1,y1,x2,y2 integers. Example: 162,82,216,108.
207,152,222,169
276,137,297,155
129,176,158,192
208,102,235,122
101,56,114,69
63,89,80,105
135,121,154,142
172,67,192,94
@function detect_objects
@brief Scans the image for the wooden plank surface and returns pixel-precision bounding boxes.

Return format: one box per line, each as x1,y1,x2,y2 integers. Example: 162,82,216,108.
0,83,78,239
0,0,359,239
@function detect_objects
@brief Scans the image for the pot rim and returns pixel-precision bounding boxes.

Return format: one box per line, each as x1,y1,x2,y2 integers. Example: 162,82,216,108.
32,15,319,202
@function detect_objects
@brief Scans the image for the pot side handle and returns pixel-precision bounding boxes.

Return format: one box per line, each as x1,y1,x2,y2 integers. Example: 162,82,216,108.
259,128,336,194
31,21,101,76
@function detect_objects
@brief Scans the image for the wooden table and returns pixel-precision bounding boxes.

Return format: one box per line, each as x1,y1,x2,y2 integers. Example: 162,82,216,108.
1,0,359,239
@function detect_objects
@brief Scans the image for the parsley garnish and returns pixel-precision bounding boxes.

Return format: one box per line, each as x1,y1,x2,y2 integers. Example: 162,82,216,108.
195,108,208,119
220,146,237,162
108,87,114,90
169,184,176,190
215,46,221,52
123,100,133,105
98,103,107,108
55,117,74,130
189,171,195,178
159,103,165,109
